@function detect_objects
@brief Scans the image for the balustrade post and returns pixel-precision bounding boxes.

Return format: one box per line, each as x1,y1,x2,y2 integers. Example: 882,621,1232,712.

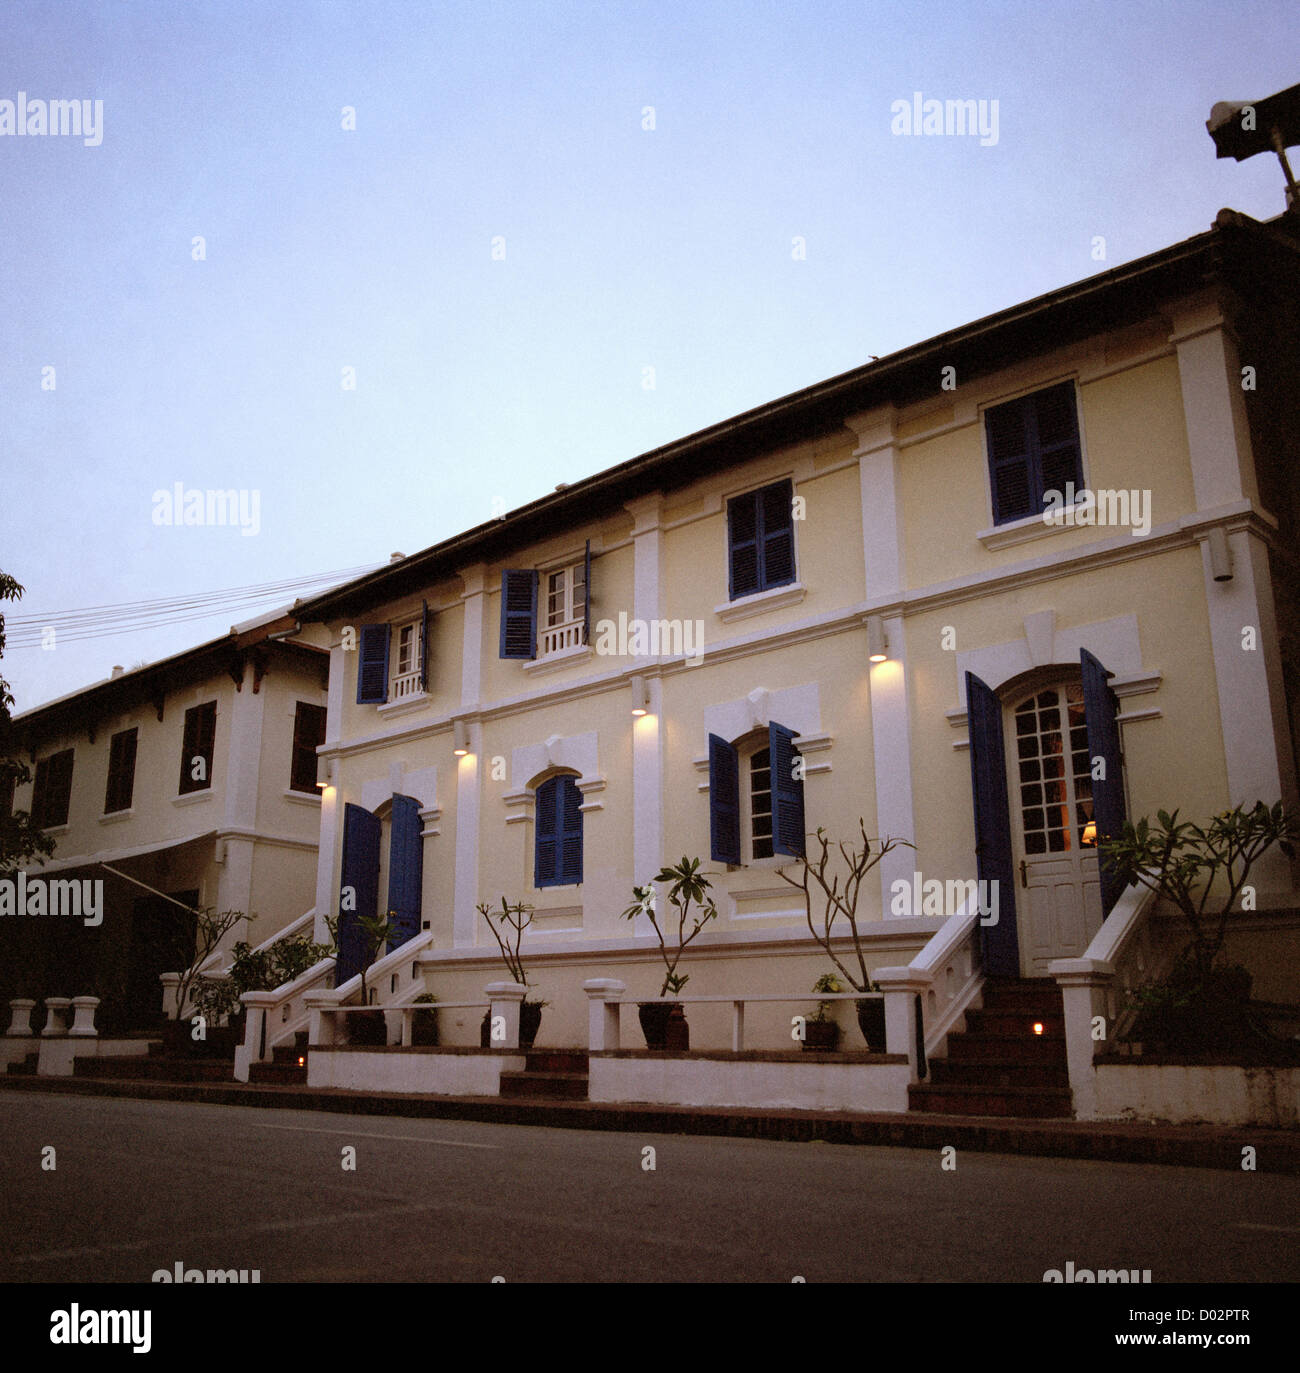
582,979,625,1051
1049,958,1115,1120
6,999,37,1037
485,982,526,1049
69,997,100,1038
872,967,930,1080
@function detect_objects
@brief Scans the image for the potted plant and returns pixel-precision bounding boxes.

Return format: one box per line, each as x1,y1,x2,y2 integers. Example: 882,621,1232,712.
1100,801,1297,1054
477,897,547,1049
776,821,914,1049
410,992,439,1047
802,973,843,1051
621,857,719,1050
162,905,250,1055
346,909,399,1047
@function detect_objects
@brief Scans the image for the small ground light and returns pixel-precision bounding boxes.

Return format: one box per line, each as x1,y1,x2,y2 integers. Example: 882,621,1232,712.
297,1056,306,1067
1033,1022,1044,1036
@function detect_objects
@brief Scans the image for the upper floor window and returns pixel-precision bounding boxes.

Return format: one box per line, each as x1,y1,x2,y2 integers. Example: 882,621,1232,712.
104,728,138,814
289,702,327,794
0,769,13,819
355,602,430,705
985,381,1083,526
727,479,796,600
709,724,804,864
500,543,591,661
534,773,583,887
178,702,216,795
32,748,74,828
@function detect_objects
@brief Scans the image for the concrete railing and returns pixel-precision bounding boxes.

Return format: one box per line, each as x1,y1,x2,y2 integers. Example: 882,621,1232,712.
1049,882,1159,1119
580,982,897,1052
235,958,335,1081
306,978,508,1048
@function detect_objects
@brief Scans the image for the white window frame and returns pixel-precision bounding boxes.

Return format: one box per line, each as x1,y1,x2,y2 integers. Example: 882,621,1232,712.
537,560,587,658
390,617,424,702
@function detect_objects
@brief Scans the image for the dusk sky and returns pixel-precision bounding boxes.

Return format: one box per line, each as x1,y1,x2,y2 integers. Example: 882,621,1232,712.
2,0,1296,710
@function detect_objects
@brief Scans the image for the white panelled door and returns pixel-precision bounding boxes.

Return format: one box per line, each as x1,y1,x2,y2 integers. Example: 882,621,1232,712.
1006,683,1102,975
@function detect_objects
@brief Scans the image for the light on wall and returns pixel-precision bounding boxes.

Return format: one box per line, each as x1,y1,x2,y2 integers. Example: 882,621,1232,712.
316,755,336,790
630,675,650,716
1207,526,1234,582
867,616,889,663
1081,821,1097,846
452,719,471,756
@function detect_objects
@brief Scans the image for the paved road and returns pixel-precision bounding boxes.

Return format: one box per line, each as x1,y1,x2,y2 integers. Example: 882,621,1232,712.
1,1091,1297,1283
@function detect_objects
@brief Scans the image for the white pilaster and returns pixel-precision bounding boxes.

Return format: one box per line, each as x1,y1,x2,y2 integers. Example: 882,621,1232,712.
847,405,904,599
460,563,486,710
453,732,481,947
868,622,918,911
1171,300,1260,510
626,495,665,914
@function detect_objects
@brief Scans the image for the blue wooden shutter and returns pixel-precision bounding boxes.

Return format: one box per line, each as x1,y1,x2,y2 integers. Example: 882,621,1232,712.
769,721,805,856
419,600,430,692
708,733,740,864
1034,383,1082,508
965,672,1020,976
535,776,558,887
582,539,592,645
1081,649,1127,917
761,481,795,589
356,624,390,703
336,802,381,986
499,569,538,659
727,492,760,599
559,775,583,884
986,397,1035,525
386,793,424,951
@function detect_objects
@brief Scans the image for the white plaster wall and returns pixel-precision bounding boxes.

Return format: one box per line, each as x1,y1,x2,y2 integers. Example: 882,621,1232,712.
36,1036,151,1076
307,1048,524,1095
588,1055,911,1113
1095,1065,1300,1127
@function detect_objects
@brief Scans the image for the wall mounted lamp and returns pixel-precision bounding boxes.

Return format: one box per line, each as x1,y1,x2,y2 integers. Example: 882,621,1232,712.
867,616,889,663
1207,526,1234,582
452,719,471,756
630,675,650,716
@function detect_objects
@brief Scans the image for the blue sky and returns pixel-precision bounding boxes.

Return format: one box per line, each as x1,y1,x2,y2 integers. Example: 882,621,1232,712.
2,0,1295,709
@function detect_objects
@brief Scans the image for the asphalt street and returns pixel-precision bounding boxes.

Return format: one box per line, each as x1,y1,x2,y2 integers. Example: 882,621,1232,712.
2,1090,1297,1283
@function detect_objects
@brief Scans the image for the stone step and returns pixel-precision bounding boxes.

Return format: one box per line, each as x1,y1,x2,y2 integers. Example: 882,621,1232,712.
962,1008,1065,1039
946,1033,1068,1064
6,1053,38,1076
524,1050,589,1074
249,1061,307,1086
979,980,1066,1013
908,1082,1074,1118
75,1056,234,1083
271,1044,310,1067
498,1070,588,1100
927,1058,1069,1091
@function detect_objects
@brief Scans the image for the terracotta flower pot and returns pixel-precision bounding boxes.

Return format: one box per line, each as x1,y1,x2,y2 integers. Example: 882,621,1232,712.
802,1019,840,1052
856,998,886,1050
520,1001,543,1050
410,1008,439,1046
638,1001,689,1050
349,1009,388,1046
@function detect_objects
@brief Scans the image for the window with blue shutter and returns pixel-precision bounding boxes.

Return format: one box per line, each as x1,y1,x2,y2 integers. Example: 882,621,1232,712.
769,722,805,857
708,733,740,864
356,624,391,704
727,479,796,599
985,381,1083,525
499,569,539,659
535,773,582,887
419,600,431,692
336,802,381,986
386,793,424,951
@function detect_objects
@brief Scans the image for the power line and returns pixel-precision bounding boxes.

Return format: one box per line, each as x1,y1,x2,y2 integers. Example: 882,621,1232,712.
2,563,381,648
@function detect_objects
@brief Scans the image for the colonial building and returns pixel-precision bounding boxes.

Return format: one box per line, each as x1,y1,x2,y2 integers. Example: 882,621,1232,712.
1,613,329,1031
289,207,1300,1055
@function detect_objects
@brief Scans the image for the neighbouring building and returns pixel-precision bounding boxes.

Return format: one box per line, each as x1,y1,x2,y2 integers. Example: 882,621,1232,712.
1,613,330,1032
